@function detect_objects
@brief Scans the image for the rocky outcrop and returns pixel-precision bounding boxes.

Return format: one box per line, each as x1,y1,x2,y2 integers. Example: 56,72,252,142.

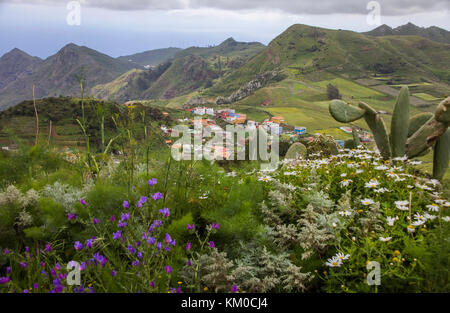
184,96,208,108
215,70,283,105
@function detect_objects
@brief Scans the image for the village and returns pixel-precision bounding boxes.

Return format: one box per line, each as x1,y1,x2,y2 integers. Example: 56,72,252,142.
159,106,374,160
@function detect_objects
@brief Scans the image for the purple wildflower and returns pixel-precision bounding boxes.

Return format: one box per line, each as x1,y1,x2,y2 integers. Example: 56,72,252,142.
150,281,155,288
186,224,195,230
136,196,147,208
187,259,192,266
33,283,39,290
93,218,100,225
128,245,136,255
0,277,10,284
186,242,192,251
132,260,140,267
209,241,215,248
44,244,52,252
74,241,83,251
120,212,130,221
147,237,156,245
152,192,163,201
80,199,87,205
211,223,220,229
165,233,172,243
165,265,172,274
148,178,157,186
55,263,61,271
111,269,117,277
137,251,143,259
159,207,170,217
3,248,10,255
67,213,76,220
86,239,94,248
113,230,122,240
110,215,116,222
232,285,238,293
156,242,162,250
123,200,129,209
6,267,11,274
20,262,27,268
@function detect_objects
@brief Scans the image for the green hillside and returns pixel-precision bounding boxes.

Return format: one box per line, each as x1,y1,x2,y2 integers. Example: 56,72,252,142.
117,47,182,67
208,24,450,96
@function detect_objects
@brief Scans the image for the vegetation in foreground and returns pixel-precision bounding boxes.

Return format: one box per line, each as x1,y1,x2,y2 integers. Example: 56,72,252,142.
0,137,449,293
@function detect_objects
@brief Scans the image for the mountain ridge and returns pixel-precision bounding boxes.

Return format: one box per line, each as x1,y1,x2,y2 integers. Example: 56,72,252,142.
364,22,450,44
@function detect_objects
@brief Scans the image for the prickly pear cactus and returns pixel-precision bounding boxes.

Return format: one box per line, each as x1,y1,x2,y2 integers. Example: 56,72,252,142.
358,101,391,159
390,86,410,158
408,112,434,138
285,142,307,159
329,100,365,123
328,89,450,180
405,97,449,159
433,129,450,181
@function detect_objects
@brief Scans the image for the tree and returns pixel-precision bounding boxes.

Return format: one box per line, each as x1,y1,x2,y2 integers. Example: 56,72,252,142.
327,83,341,100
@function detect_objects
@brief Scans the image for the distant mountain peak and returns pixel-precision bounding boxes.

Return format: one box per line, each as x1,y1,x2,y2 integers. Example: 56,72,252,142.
364,23,450,44
2,48,30,59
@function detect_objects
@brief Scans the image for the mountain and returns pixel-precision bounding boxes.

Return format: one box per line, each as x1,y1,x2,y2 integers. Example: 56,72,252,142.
209,24,450,96
93,55,217,102
0,48,42,91
364,23,450,44
0,43,139,110
175,37,265,59
91,38,265,103
117,47,182,68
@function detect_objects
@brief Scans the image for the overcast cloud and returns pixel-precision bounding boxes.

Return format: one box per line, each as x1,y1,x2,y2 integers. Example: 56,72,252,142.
2,0,449,15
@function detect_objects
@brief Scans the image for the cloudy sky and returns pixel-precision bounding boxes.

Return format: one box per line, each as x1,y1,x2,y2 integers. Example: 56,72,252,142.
0,0,448,58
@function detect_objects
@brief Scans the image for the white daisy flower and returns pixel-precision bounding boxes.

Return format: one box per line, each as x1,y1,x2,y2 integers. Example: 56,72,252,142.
340,173,347,177
375,165,389,171
416,183,433,191
423,213,437,221
395,200,409,211
340,179,353,187
374,187,390,193
414,212,426,222
443,216,450,222
386,216,396,226
426,204,440,212
412,219,425,227
258,175,273,182
338,211,352,217
393,155,407,161
336,252,350,261
355,169,364,174
365,179,380,189
379,237,392,242
325,256,343,267
361,198,375,206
